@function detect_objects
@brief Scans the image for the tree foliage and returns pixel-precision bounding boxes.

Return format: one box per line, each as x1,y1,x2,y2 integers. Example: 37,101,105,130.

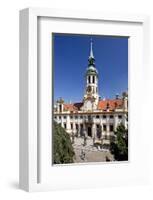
53,121,75,164
110,124,128,161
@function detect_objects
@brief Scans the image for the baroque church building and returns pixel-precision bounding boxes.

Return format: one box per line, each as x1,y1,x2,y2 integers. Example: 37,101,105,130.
54,40,128,144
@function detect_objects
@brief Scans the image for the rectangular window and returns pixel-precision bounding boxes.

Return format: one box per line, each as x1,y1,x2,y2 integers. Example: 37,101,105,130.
110,125,114,132
64,123,66,129
64,115,66,119
80,124,83,130
88,115,92,120
96,124,100,129
96,115,99,118
59,116,61,119
118,115,122,119
103,115,106,119
70,115,73,119
110,115,114,119
76,124,78,130
70,123,73,129
103,124,107,131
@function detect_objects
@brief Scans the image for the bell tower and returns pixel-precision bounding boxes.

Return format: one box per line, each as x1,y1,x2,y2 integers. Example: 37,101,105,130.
83,39,99,111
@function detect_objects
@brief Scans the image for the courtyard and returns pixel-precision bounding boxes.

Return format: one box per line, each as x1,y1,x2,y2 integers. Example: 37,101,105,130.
72,137,114,163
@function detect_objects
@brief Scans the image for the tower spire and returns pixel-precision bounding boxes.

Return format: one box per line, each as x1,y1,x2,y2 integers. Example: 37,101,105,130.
90,38,94,58
88,38,95,67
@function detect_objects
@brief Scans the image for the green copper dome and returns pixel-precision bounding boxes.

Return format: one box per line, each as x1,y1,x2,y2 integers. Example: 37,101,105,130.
86,66,98,76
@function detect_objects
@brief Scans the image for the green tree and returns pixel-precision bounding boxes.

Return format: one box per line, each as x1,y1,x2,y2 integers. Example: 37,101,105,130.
110,124,128,161
53,121,75,164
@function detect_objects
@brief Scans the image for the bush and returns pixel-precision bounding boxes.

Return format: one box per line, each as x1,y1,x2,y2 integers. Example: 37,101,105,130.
53,121,75,164
110,124,128,161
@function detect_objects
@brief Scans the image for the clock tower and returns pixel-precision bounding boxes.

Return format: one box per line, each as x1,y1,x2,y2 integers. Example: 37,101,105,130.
83,39,99,111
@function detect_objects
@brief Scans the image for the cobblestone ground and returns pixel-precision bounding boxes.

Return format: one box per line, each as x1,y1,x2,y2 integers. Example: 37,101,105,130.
72,137,114,163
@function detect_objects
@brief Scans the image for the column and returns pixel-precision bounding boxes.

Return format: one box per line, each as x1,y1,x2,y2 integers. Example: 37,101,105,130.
92,123,96,138
123,97,128,111
73,121,76,134
66,115,71,133
83,123,87,137
78,123,81,137
123,113,128,129
100,118,103,139
106,124,110,139
61,116,63,128
114,114,118,131
90,75,92,84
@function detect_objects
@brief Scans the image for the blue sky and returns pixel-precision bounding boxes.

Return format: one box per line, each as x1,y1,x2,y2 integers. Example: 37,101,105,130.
53,33,128,103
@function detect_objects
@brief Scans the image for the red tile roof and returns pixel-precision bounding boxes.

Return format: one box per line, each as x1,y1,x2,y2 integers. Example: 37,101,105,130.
63,99,123,112
64,102,83,112
98,99,123,111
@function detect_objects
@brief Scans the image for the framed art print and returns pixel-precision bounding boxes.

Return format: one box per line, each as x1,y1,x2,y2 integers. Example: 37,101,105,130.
19,8,150,191
52,33,128,164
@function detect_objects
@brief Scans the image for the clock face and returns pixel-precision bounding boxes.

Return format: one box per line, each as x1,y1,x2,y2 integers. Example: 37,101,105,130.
86,86,92,93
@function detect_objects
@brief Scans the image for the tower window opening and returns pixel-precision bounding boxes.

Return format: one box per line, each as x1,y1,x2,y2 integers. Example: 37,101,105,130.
88,76,91,84
93,76,95,83
59,104,62,112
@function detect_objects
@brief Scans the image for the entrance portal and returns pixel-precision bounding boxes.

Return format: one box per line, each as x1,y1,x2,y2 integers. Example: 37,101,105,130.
87,127,92,137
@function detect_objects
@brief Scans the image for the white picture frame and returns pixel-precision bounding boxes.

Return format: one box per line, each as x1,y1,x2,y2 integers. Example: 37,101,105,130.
19,8,150,192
